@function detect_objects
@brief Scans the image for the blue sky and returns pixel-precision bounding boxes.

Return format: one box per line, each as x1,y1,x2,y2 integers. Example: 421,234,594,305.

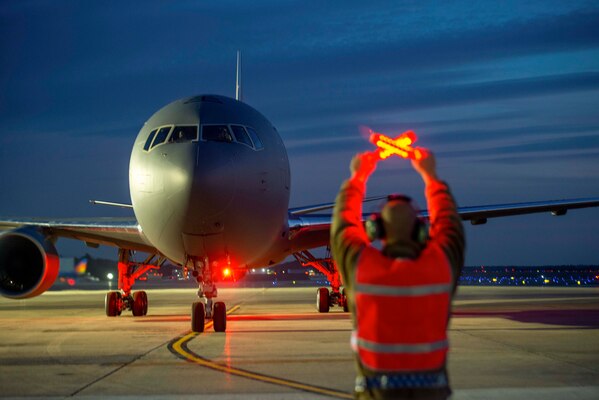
1,1,598,265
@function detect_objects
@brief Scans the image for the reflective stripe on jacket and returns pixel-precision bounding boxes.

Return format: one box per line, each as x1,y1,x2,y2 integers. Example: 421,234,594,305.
352,243,453,372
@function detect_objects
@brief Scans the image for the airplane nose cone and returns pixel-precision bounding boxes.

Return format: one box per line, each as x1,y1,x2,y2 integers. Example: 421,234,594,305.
184,145,237,234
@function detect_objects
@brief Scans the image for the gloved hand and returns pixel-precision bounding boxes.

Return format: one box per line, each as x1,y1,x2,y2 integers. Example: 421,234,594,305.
351,151,379,183
411,148,438,184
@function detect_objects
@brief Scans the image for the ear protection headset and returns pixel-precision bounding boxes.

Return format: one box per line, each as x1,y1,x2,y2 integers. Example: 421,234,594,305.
364,194,428,244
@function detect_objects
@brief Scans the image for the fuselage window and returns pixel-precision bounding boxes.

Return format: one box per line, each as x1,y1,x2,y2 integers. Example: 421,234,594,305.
151,126,172,149
230,125,253,148
246,127,264,150
169,126,198,143
202,125,234,143
143,129,157,151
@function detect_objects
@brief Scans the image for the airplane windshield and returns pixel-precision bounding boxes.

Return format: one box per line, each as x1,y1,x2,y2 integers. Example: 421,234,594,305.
143,129,157,151
202,125,234,143
169,126,198,143
151,126,172,148
246,127,264,150
230,125,253,147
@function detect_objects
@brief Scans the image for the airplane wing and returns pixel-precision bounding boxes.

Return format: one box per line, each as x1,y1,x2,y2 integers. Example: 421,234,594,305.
287,197,599,251
0,217,155,253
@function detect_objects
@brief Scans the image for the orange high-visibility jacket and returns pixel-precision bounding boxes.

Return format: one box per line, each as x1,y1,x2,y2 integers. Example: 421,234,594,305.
331,176,464,376
353,243,452,371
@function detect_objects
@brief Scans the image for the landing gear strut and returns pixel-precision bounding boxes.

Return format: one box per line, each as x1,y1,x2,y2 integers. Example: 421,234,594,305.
104,249,160,317
190,257,227,333
293,248,348,313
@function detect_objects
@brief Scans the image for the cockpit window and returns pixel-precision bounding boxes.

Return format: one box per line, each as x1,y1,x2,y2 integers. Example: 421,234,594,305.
151,126,172,148
143,129,157,151
169,126,198,143
202,125,234,143
230,125,253,148
246,127,264,150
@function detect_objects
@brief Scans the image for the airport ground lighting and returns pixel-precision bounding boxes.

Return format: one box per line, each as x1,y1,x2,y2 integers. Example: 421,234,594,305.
107,273,114,290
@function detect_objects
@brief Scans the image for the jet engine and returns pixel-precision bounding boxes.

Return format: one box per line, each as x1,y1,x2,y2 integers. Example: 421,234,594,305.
0,228,60,299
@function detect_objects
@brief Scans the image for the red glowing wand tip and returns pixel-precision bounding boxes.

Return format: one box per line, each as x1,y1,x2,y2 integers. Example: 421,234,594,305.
368,130,423,160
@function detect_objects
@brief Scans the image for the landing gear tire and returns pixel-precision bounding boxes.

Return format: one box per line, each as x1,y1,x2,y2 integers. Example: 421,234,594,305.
132,291,148,316
317,287,330,313
191,301,206,333
105,291,122,317
213,301,227,332
342,288,349,312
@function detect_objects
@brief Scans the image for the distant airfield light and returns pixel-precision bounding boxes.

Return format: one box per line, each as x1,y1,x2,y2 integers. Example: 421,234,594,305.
492,278,497,282
261,268,266,273
107,273,114,280
522,280,526,285
577,280,581,285
544,279,550,284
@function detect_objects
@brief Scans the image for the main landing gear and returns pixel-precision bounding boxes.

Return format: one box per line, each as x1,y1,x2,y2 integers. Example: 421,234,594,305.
189,257,227,333
105,249,161,317
293,248,348,313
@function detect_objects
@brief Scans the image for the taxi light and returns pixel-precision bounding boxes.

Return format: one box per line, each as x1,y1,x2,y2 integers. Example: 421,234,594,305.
369,130,423,160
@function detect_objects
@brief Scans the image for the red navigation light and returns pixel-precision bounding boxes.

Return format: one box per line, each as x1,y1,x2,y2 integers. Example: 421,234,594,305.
369,130,422,160
223,268,232,278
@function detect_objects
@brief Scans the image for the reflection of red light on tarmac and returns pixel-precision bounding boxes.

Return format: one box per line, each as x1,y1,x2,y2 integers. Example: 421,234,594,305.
228,313,350,321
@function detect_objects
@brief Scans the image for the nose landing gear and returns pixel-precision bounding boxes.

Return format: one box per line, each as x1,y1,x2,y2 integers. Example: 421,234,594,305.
104,249,160,317
190,257,227,333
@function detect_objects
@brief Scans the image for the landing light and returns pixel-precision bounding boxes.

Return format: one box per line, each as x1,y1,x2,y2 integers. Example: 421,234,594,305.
107,273,114,280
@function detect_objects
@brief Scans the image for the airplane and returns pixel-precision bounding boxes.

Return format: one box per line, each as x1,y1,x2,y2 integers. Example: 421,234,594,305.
1,62,599,333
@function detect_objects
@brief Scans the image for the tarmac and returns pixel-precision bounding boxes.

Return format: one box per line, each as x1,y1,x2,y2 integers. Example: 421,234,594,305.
0,286,598,399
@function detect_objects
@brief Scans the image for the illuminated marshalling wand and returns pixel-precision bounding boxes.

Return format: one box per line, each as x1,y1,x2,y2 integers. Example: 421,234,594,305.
369,130,423,161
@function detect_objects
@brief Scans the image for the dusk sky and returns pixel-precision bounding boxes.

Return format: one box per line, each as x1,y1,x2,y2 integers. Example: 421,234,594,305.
1,1,598,266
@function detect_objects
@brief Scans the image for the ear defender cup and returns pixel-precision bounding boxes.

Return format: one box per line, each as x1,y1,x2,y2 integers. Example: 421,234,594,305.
365,213,385,242
412,218,429,245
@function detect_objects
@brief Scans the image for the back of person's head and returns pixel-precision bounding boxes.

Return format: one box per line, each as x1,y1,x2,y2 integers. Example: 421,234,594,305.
366,195,428,258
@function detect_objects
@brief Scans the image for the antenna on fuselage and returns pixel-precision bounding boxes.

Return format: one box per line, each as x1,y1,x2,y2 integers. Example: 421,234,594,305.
236,50,242,102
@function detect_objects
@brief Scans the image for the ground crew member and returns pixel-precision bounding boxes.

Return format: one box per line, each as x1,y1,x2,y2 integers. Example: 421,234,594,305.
331,149,465,399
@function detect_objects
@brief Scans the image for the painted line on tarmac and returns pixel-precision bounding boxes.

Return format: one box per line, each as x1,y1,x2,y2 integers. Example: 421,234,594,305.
168,305,353,399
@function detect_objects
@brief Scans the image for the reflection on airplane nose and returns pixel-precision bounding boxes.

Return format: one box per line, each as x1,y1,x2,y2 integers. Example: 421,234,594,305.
183,144,237,234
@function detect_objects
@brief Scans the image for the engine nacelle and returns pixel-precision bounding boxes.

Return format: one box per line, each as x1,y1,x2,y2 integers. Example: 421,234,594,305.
0,228,60,299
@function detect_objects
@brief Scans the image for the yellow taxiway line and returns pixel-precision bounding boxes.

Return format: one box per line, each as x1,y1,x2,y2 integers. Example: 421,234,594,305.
168,304,352,399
